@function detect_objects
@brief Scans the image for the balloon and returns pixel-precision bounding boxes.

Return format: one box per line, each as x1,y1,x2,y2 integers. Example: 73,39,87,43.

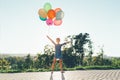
38,9,47,18
39,16,47,21
56,10,64,20
54,19,62,26
46,19,53,26
38,2,64,26
44,2,52,12
47,9,56,19
55,8,61,13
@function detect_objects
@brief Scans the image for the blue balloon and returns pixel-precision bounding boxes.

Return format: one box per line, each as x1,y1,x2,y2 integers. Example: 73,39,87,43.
56,10,64,20
39,16,47,21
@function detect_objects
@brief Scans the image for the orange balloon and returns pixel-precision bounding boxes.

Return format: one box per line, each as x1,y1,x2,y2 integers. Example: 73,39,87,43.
47,9,56,19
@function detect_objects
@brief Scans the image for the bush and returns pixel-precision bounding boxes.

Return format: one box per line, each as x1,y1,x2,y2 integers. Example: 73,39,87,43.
25,69,35,72
84,66,113,70
75,65,120,70
37,68,48,72
75,66,85,70
7,69,22,73
64,68,76,71
0,69,21,73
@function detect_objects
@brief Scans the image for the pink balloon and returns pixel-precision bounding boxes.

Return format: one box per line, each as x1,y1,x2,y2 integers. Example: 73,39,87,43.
46,19,53,26
54,19,62,26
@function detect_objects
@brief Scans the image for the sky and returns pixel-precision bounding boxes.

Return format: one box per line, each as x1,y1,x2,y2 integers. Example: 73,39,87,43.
0,0,120,57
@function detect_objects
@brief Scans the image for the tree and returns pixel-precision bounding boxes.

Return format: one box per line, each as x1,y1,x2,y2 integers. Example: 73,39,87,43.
0,59,2,69
44,44,54,68
0,58,10,70
16,57,24,70
33,54,41,69
44,44,54,55
62,35,77,68
92,46,105,65
86,40,93,66
111,57,120,67
24,54,33,69
73,33,90,66
6,56,18,70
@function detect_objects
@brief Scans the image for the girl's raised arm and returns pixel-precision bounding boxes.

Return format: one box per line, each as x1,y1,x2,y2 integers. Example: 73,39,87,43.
46,35,56,45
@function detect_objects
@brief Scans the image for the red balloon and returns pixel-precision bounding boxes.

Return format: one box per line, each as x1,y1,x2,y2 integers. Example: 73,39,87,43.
54,19,62,26
47,9,56,19
55,8,61,13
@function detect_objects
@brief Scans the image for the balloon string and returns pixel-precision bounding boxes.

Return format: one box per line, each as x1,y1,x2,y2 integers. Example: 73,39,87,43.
44,24,48,36
44,23,51,36
48,26,50,35
46,25,51,36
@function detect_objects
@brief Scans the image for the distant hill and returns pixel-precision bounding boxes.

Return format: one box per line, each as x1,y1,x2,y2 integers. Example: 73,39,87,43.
0,53,37,58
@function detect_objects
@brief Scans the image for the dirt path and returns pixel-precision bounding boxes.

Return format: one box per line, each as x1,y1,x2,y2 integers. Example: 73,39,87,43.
0,70,120,80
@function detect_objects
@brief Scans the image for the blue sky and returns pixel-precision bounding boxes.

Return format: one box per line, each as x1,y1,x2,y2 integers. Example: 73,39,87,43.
0,0,120,57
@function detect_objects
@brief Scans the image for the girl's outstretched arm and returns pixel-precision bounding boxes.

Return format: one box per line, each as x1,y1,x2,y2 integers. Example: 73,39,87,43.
46,35,56,45
62,41,71,45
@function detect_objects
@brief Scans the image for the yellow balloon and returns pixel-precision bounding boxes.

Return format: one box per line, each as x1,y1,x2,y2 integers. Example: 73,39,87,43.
38,9,47,18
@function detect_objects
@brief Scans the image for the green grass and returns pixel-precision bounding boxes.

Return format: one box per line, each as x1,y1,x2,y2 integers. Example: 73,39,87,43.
0,69,21,73
1,66,120,73
75,65,120,70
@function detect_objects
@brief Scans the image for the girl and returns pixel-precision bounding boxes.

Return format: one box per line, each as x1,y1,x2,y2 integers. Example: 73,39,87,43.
47,35,70,73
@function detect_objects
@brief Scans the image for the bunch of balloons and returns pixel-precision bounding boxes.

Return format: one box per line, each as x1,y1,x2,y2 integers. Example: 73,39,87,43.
38,2,64,26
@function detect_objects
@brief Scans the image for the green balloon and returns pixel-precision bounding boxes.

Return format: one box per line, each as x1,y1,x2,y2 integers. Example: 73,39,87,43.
44,2,52,12
39,16,47,21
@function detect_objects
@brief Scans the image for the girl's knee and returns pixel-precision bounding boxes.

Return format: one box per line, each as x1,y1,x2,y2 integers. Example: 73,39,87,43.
53,58,56,63
59,59,62,63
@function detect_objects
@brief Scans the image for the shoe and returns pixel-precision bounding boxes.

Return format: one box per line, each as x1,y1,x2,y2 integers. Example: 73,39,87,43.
51,71,53,74
61,70,64,73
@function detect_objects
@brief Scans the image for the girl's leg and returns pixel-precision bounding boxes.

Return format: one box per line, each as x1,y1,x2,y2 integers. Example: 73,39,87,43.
59,59,64,73
51,57,56,73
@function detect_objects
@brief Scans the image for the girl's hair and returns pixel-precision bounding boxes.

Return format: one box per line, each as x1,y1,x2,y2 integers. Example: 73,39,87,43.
56,38,60,42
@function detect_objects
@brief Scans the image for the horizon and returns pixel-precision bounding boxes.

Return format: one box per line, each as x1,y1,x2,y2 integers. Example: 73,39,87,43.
0,52,119,58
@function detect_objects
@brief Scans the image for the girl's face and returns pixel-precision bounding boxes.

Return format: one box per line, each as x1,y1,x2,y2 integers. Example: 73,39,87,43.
56,38,60,44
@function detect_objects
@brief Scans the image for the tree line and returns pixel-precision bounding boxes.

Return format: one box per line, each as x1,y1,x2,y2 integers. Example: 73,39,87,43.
0,33,120,72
